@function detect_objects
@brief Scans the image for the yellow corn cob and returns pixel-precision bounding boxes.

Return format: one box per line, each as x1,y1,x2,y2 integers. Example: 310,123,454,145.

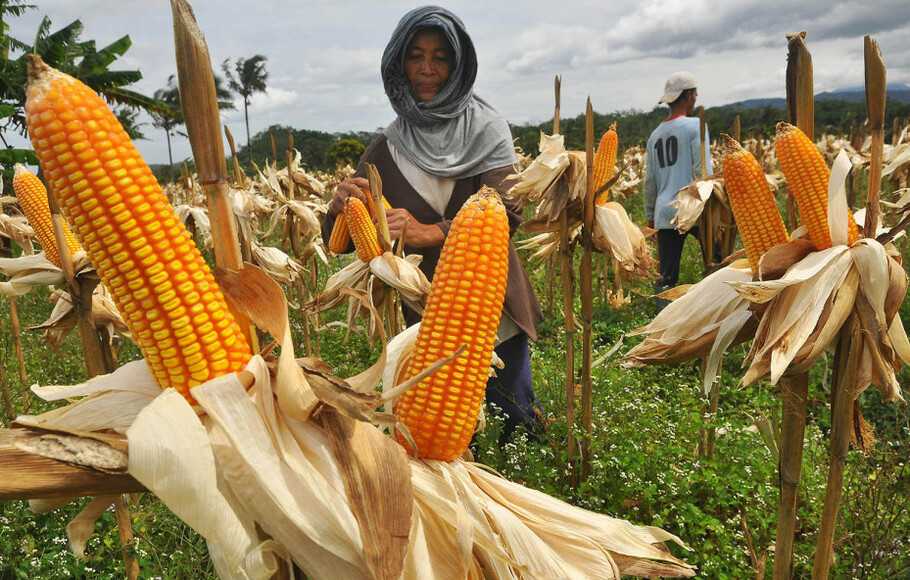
394,186,509,461
328,213,350,254
25,55,251,399
12,163,82,268
327,190,391,255
721,136,789,274
343,197,383,262
774,122,860,250
594,123,618,205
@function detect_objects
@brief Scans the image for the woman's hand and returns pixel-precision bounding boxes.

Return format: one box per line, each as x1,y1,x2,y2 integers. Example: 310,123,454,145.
386,208,444,248
328,177,370,217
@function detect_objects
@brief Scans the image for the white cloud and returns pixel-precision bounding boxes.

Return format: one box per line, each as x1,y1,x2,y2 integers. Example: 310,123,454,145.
4,0,910,165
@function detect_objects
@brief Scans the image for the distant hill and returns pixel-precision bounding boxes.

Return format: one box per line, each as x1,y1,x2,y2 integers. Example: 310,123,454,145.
152,90,910,181
727,83,910,110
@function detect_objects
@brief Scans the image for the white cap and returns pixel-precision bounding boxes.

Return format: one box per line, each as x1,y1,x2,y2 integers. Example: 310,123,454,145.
658,71,697,104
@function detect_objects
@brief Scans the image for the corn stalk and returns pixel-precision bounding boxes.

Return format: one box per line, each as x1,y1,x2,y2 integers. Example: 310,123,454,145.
579,99,595,479
785,32,813,232
773,32,816,579
812,35,887,579
171,0,262,356
552,76,578,478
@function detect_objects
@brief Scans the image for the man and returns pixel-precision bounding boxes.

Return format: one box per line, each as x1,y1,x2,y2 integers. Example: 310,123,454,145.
643,71,712,292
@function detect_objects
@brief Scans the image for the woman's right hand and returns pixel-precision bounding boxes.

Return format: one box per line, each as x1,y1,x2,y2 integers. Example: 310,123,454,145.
328,177,371,217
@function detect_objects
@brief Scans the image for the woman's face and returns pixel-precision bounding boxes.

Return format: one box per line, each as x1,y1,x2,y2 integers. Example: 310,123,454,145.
404,29,451,103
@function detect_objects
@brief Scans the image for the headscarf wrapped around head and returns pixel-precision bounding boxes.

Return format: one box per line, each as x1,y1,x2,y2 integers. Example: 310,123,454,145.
381,6,517,178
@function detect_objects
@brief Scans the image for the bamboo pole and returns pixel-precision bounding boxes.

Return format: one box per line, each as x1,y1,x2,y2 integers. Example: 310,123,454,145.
812,36,887,579
773,373,809,580
695,107,714,271
171,0,263,357
579,98,595,479
553,75,577,475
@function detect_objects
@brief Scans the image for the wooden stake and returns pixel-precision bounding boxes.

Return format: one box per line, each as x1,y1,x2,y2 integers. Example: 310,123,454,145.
579,98,595,479
48,182,137,577
774,373,809,580
813,36,887,579
171,0,260,355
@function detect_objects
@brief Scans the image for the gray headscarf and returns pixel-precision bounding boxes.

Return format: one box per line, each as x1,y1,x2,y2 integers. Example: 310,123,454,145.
381,6,517,178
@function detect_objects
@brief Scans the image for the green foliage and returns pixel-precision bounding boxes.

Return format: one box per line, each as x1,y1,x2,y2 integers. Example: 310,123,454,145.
510,99,910,159
231,124,378,173
0,8,166,188
326,137,366,169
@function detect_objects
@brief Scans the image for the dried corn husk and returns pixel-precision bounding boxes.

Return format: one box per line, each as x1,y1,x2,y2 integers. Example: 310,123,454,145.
30,285,128,349
731,151,910,400
670,177,725,233
174,204,212,249
0,212,35,254
624,260,754,394
0,252,89,296
16,257,696,579
310,252,430,341
592,202,654,279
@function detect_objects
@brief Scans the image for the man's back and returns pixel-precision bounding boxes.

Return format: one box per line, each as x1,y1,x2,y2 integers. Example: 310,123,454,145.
644,117,711,229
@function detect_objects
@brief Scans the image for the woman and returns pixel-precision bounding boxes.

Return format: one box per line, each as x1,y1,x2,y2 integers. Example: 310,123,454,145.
323,6,543,439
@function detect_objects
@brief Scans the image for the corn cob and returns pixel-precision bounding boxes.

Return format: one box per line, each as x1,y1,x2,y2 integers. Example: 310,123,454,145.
25,55,251,399
721,136,789,274
774,122,860,249
594,123,618,205
327,213,351,254
12,163,82,268
394,186,509,461
327,190,391,254
343,197,383,262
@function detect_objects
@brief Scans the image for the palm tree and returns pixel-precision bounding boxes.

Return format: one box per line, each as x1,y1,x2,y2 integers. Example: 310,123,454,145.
0,1,35,61
221,55,268,163
151,74,234,171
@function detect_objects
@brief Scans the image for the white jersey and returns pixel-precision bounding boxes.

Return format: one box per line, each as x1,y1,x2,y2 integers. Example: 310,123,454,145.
643,116,712,230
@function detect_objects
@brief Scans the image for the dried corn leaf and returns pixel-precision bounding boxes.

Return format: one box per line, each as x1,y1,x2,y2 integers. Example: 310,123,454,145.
592,202,654,279
670,178,723,233
624,262,753,366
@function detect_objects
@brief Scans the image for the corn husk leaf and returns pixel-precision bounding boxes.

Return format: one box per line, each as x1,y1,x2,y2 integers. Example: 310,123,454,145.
506,132,570,204
0,212,35,254
30,286,129,349
670,178,723,233
174,204,212,249
624,261,753,367
592,201,654,278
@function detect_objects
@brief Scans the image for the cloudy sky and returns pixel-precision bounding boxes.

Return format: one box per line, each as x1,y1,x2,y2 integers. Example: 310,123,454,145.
6,0,910,165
